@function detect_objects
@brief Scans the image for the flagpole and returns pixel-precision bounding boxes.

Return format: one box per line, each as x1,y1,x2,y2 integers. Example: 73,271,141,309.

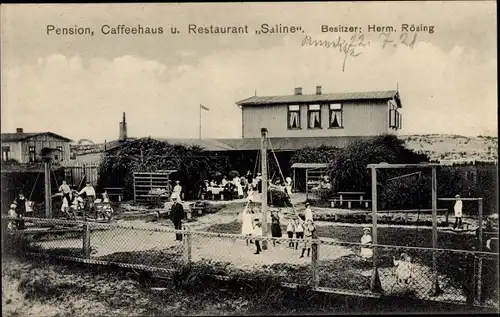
199,104,202,139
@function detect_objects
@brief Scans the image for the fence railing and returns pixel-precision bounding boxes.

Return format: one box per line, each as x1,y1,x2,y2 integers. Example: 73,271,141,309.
2,216,498,309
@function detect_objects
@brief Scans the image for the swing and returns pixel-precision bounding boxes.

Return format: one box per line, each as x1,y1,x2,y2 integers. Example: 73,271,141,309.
384,171,423,243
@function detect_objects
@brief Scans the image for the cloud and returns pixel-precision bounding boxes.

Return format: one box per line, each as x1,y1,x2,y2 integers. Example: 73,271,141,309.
1,34,496,143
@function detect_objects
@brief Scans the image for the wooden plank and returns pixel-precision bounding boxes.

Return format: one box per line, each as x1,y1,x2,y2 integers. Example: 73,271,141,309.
338,191,365,195
438,198,483,201
367,163,441,169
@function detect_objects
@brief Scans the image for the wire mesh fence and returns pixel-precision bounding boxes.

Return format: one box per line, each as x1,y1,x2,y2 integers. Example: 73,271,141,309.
2,216,498,308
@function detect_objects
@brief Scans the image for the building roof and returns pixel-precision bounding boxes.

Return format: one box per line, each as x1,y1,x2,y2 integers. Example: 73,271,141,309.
237,90,401,107
218,136,369,151
153,138,236,151
1,132,72,143
103,136,369,153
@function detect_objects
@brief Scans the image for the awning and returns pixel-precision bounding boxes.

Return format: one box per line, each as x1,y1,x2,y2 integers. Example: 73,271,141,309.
291,163,329,169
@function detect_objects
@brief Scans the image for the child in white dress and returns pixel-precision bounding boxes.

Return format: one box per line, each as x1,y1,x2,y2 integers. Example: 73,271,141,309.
8,204,17,230
360,227,373,260
393,253,413,286
241,205,254,245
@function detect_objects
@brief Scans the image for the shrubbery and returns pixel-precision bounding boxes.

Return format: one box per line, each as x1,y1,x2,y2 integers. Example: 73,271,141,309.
290,145,340,165
97,138,230,201
329,134,429,195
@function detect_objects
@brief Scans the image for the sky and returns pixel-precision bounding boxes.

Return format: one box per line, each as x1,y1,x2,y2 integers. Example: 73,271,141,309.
1,2,497,143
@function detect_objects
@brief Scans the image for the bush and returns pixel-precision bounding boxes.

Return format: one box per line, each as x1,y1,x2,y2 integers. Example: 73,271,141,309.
329,134,429,194
97,138,231,201
290,145,340,164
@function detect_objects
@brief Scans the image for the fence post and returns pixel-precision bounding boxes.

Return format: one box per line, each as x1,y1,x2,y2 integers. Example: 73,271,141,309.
183,226,192,265
475,256,483,304
311,235,319,287
82,222,91,259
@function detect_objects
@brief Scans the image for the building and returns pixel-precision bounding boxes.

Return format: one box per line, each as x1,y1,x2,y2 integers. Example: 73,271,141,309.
1,128,72,163
70,112,135,163
236,86,402,139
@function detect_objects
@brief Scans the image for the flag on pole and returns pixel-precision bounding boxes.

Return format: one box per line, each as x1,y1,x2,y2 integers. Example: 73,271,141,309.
200,104,209,111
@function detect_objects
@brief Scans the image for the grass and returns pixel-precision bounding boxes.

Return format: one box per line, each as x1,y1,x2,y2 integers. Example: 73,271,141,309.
3,256,497,316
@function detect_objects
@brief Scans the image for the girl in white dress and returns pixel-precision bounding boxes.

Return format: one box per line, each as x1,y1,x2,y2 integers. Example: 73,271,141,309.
393,253,413,286
61,195,71,218
234,177,244,198
241,205,254,245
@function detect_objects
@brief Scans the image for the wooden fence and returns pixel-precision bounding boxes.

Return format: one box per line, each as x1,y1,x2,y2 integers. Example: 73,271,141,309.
59,161,100,188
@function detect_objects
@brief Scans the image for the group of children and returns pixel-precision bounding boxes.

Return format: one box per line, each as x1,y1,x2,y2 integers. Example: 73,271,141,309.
58,180,112,221
286,216,317,258
241,202,317,258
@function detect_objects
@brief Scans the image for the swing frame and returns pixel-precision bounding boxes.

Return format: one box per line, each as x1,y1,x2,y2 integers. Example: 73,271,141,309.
367,163,441,294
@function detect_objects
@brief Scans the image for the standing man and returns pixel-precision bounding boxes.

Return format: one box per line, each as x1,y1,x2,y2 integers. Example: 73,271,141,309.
79,182,96,218
170,197,184,241
454,194,463,230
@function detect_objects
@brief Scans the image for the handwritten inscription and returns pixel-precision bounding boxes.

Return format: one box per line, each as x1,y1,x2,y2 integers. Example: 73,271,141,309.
301,34,362,72
301,32,419,72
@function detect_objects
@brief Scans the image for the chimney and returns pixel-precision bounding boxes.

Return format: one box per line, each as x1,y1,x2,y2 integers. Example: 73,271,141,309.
16,128,24,133
119,112,128,141
294,87,302,95
316,86,322,95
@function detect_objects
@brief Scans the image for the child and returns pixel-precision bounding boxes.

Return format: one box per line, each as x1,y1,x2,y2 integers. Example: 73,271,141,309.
61,194,71,219
241,205,254,246
7,203,17,230
295,217,304,250
300,219,315,258
70,192,85,219
360,227,373,260
286,218,296,248
393,253,413,285
253,220,263,255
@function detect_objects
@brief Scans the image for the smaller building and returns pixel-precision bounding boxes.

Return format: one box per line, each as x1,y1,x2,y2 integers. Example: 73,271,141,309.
1,128,72,163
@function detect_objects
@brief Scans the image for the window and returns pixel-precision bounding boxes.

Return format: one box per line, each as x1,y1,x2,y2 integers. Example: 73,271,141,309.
56,146,63,161
1,146,10,161
28,146,36,162
329,103,343,128
308,104,321,129
288,105,301,129
390,109,402,129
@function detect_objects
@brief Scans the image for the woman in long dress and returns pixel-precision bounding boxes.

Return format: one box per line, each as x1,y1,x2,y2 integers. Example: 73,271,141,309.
241,205,254,245
234,176,244,198
271,210,282,247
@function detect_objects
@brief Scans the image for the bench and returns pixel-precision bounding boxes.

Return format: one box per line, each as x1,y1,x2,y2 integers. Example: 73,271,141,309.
329,199,371,209
103,187,125,202
328,191,367,209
